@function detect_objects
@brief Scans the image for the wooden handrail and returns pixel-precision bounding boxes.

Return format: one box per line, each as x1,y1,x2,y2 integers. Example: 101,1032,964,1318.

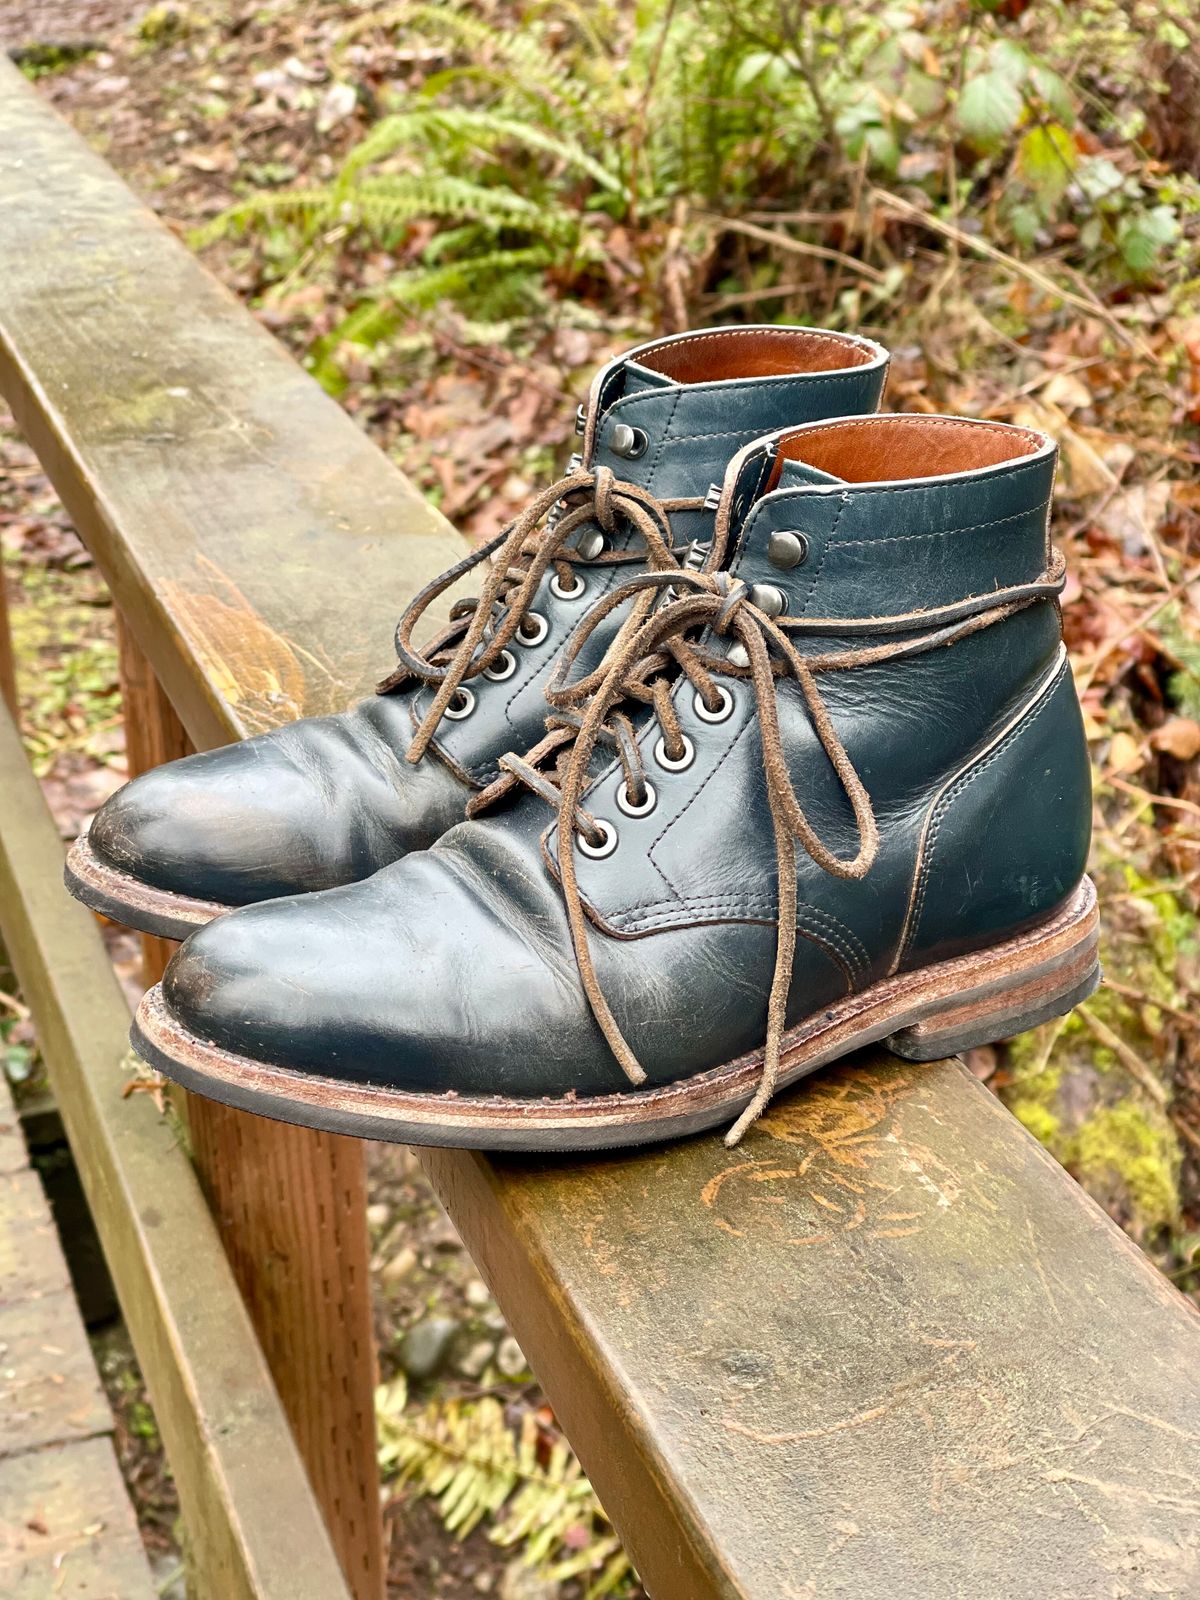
0,701,352,1600
3,58,1200,1600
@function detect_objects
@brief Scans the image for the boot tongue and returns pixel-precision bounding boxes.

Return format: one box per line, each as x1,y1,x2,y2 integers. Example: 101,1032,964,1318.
775,458,845,490
618,359,675,397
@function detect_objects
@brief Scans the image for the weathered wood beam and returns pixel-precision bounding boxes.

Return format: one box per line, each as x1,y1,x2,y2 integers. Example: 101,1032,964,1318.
0,700,353,1600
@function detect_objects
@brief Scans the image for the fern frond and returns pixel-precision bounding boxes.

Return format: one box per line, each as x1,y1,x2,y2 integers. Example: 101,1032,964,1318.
189,188,340,248
336,105,623,197
385,246,555,313
376,1379,635,1590
349,172,560,231
339,2,599,131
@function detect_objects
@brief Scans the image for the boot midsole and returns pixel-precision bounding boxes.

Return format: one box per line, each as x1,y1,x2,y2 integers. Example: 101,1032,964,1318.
131,877,1099,1151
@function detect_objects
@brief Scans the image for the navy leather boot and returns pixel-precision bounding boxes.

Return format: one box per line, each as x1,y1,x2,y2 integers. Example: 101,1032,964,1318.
65,326,887,938
134,413,1096,1150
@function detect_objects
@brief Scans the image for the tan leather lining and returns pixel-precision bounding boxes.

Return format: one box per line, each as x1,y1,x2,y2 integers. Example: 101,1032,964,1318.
779,415,1044,482
637,327,874,383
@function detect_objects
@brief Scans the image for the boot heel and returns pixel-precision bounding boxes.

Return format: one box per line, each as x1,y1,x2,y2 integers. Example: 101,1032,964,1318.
886,879,1100,1062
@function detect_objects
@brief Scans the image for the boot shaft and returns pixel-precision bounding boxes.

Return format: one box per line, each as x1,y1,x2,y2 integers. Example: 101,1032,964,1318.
419,326,888,782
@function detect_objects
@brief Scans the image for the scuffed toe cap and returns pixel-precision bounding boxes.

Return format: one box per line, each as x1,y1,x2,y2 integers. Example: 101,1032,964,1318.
87,749,302,906
157,843,632,1100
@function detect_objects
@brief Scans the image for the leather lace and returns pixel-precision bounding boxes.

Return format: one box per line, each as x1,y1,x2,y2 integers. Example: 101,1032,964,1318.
471,551,1067,1146
377,466,701,764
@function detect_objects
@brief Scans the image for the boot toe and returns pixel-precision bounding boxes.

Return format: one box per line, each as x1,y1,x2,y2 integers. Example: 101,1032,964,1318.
158,848,630,1100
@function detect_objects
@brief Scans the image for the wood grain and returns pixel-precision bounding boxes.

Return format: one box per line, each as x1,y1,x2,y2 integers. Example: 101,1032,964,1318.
0,550,16,719
117,622,385,1600
0,700,352,1600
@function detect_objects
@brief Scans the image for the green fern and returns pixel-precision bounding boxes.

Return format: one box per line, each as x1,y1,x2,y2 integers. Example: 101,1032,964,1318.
377,1378,634,1598
336,106,624,197
339,2,603,131
1158,604,1200,721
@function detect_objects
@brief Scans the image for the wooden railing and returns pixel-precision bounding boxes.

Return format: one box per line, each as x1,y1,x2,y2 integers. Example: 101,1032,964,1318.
2,59,1200,1600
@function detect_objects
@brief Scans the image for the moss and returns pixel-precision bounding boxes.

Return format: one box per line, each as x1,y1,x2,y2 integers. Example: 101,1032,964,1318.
1001,1047,1065,1153
1070,1101,1181,1234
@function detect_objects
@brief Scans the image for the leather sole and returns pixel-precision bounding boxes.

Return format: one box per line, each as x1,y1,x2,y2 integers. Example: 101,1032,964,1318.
130,878,1099,1151
65,830,230,941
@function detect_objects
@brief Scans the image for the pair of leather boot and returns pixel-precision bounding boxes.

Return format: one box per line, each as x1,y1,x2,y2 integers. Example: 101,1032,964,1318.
66,326,1097,1150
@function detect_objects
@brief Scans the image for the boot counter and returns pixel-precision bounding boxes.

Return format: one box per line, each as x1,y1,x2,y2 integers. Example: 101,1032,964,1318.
897,652,1092,972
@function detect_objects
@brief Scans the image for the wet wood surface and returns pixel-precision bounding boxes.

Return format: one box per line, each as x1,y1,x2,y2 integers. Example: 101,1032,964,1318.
0,1050,155,1598
0,699,353,1600
3,57,1200,1600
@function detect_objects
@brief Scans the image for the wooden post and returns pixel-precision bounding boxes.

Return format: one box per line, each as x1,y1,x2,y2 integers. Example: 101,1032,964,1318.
0,545,17,719
116,619,386,1600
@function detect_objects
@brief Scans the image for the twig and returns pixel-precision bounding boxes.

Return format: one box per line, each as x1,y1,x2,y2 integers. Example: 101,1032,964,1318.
1074,571,1199,695
704,215,887,285
1103,978,1199,1031
1076,1004,1167,1105
0,989,30,1022
869,188,1155,357
1105,775,1200,821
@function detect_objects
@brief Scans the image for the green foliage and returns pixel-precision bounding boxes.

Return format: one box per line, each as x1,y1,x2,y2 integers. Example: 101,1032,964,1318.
6,558,121,778
378,1378,634,1597
1158,604,1200,722
197,0,1199,364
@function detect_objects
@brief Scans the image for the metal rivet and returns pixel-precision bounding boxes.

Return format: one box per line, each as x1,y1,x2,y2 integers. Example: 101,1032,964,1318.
573,528,605,562
610,422,649,459
749,583,785,618
574,403,587,436
726,643,750,669
768,531,809,570
703,482,723,512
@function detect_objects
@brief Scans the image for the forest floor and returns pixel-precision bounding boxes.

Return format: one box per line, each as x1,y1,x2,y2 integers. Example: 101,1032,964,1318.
1,1,1198,1597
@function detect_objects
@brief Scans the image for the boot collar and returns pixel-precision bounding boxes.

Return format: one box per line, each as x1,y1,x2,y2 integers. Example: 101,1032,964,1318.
579,326,889,502
721,414,1057,622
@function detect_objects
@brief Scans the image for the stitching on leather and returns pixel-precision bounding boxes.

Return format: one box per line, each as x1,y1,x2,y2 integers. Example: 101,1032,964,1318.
833,502,1050,550
756,455,1050,511
644,328,868,353
779,413,1044,453
643,384,684,492
609,895,863,978
644,711,756,900
900,656,1066,963
610,887,868,978
799,490,848,615
610,369,872,434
